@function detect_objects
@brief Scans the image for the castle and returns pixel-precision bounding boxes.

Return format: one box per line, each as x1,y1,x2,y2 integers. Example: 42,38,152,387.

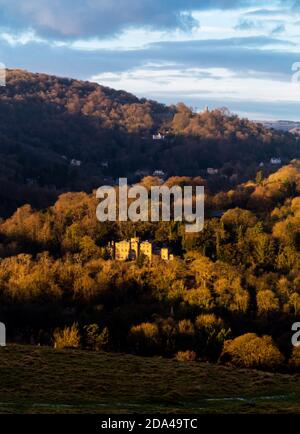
108,238,174,262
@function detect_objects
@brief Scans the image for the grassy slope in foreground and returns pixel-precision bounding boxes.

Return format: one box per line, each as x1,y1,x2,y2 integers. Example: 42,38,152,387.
0,344,300,414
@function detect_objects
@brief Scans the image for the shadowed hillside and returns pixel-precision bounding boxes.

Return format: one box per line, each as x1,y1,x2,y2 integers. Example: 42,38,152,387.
0,69,299,216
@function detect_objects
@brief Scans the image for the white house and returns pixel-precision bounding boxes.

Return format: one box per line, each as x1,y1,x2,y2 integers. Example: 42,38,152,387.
270,158,282,165
152,133,165,140
153,170,166,177
70,159,82,167
207,168,219,175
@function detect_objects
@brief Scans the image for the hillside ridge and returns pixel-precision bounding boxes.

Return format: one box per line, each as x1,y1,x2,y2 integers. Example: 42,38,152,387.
0,68,298,216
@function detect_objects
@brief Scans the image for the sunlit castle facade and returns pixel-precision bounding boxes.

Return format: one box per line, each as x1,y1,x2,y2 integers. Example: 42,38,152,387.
109,238,172,262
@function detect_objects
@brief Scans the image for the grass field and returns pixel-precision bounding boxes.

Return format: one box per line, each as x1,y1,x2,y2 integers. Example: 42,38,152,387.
0,344,300,413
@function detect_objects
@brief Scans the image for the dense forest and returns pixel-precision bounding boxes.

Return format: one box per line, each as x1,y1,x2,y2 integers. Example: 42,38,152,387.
0,161,300,371
0,69,299,216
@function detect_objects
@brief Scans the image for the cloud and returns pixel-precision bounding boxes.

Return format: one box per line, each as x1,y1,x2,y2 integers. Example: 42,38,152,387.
245,8,289,16
271,23,286,34
0,0,298,120
88,60,300,122
0,0,256,39
1,34,295,81
235,19,262,30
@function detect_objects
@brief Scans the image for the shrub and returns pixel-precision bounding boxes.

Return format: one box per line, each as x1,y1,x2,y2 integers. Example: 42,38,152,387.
221,208,257,231
178,319,195,336
128,322,159,355
195,314,230,361
257,290,280,316
183,287,215,310
221,333,284,369
289,345,300,369
175,350,197,362
288,293,300,316
176,319,196,353
214,278,249,314
83,324,109,351
160,318,177,354
53,323,81,349
195,313,224,331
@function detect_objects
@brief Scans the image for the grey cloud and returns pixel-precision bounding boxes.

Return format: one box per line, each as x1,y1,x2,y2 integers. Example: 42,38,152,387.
151,36,294,50
145,38,296,82
0,0,256,39
234,19,262,30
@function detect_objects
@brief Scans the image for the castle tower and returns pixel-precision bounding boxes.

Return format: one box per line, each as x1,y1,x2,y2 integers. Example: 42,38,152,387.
130,237,140,260
140,241,152,262
115,240,130,261
161,247,169,261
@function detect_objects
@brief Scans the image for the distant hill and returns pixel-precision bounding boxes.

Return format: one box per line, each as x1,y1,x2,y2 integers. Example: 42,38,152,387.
0,69,299,216
290,128,300,136
261,120,300,133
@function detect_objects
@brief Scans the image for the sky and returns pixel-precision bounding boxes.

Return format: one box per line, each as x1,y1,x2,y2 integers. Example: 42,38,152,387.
0,0,300,120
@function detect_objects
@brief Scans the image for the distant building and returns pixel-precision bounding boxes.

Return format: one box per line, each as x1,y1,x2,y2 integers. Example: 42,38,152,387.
270,158,282,165
115,240,131,261
207,168,219,175
160,248,169,261
107,241,115,258
130,237,140,260
152,133,165,140
111,238,172,262
70,159,82,167
153,170,166,178
161,247,174,261
140,241,153,262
